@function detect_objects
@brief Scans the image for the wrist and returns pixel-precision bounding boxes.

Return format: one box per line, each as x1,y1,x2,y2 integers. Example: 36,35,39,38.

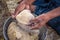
45,13,51,20
43,13,51,22
37,14,50,22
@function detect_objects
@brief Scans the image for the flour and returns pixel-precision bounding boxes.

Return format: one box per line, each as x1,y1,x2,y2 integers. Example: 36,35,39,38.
16,9,35,25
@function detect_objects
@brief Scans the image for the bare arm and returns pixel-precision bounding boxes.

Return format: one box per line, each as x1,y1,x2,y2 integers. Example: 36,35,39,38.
14,1,26,15
12,0,35,18
29,7,60,29
44,7,60,21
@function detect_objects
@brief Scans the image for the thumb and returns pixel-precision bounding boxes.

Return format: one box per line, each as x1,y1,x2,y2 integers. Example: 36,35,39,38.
11,13,17,19
25,5,30,9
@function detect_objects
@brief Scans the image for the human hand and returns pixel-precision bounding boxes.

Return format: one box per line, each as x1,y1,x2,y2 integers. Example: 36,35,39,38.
11,1,30,19
29,14,49,29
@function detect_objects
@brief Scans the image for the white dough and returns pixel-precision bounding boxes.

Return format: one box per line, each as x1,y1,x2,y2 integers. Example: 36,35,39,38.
16,9,35,25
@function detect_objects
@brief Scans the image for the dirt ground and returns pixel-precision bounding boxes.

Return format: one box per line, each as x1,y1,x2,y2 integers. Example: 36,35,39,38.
0,0,20,39
0,0,20,40
0,0,10,40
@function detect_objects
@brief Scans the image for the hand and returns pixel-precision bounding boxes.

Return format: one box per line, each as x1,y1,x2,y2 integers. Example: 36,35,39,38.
29,14,49,29
11,0,36,19
11,1,26,18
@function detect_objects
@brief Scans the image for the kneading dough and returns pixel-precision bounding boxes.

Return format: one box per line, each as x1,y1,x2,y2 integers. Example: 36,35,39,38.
16,9,35,25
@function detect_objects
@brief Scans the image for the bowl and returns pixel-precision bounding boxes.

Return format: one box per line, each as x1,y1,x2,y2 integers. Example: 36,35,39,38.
3,17,47,40
3,17,15,40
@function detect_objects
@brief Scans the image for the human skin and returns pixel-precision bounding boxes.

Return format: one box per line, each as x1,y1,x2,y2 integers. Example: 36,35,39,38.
30,7,60,29
11,0,35,18
11,0,60,29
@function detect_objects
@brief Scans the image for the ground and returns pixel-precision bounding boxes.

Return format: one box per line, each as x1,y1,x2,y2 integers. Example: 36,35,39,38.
0,0,10,40
0,0,19,39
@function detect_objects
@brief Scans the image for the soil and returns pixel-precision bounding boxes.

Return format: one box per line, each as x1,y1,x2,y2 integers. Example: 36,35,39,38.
0,0,10,40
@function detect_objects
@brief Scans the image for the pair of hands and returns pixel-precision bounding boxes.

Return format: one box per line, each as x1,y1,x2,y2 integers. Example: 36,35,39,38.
11,1,49,29
12,13,49,29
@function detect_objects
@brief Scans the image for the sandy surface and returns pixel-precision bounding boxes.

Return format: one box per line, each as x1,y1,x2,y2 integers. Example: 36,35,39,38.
0,0,10,39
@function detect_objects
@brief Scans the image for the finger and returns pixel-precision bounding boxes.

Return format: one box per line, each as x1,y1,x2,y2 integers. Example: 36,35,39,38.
28,20,41,27
31,26,40,30
11,15,15,19
11,13,15,18
30,23,40,30
31,21,44,30
27,23,35,26
29,18,39,24
11,12,16,16
12,14,17,19
25,4,30,9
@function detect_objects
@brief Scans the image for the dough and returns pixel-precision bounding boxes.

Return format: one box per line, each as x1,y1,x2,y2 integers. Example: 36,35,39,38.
16,9,35,25
8,22,39,40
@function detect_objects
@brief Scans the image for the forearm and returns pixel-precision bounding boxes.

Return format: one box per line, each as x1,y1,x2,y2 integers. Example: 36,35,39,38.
14,1,25,15
45,7,60,21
